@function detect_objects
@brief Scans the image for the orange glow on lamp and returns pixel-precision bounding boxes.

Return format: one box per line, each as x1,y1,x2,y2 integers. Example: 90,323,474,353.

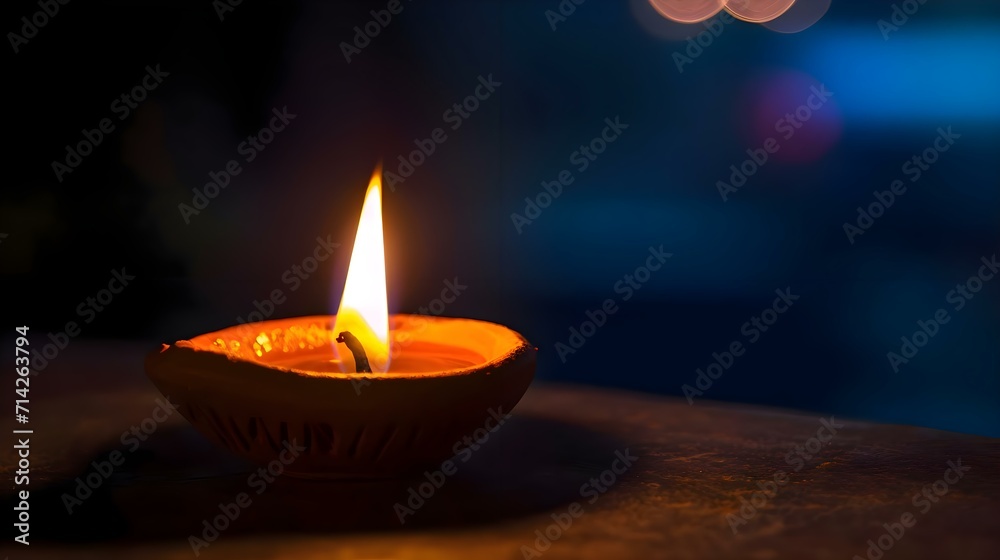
144,165,536,478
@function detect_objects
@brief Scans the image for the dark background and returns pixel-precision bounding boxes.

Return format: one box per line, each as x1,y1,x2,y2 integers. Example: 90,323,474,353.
3,0,998,435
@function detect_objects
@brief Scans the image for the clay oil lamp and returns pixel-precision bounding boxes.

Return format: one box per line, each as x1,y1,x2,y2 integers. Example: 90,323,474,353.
145,168,536,478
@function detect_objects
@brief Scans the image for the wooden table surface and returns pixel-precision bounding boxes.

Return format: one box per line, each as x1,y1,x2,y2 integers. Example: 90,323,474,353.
2,341,998,559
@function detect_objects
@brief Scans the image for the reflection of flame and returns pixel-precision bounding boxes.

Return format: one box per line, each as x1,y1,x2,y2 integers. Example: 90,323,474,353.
333,167,390,372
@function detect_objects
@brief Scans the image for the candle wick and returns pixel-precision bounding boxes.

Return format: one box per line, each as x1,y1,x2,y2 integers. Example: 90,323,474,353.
335,331,372,373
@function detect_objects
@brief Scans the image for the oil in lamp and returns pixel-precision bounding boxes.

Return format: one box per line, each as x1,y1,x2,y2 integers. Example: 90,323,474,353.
145,168,536,478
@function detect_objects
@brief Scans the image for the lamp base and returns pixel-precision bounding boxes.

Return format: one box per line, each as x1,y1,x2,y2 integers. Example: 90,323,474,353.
144,314,536,478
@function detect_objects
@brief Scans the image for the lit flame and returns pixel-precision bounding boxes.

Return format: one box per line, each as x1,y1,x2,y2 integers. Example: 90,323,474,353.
333,167,390,372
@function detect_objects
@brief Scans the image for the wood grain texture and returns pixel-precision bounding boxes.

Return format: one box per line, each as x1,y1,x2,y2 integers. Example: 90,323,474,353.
2,341,998,559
